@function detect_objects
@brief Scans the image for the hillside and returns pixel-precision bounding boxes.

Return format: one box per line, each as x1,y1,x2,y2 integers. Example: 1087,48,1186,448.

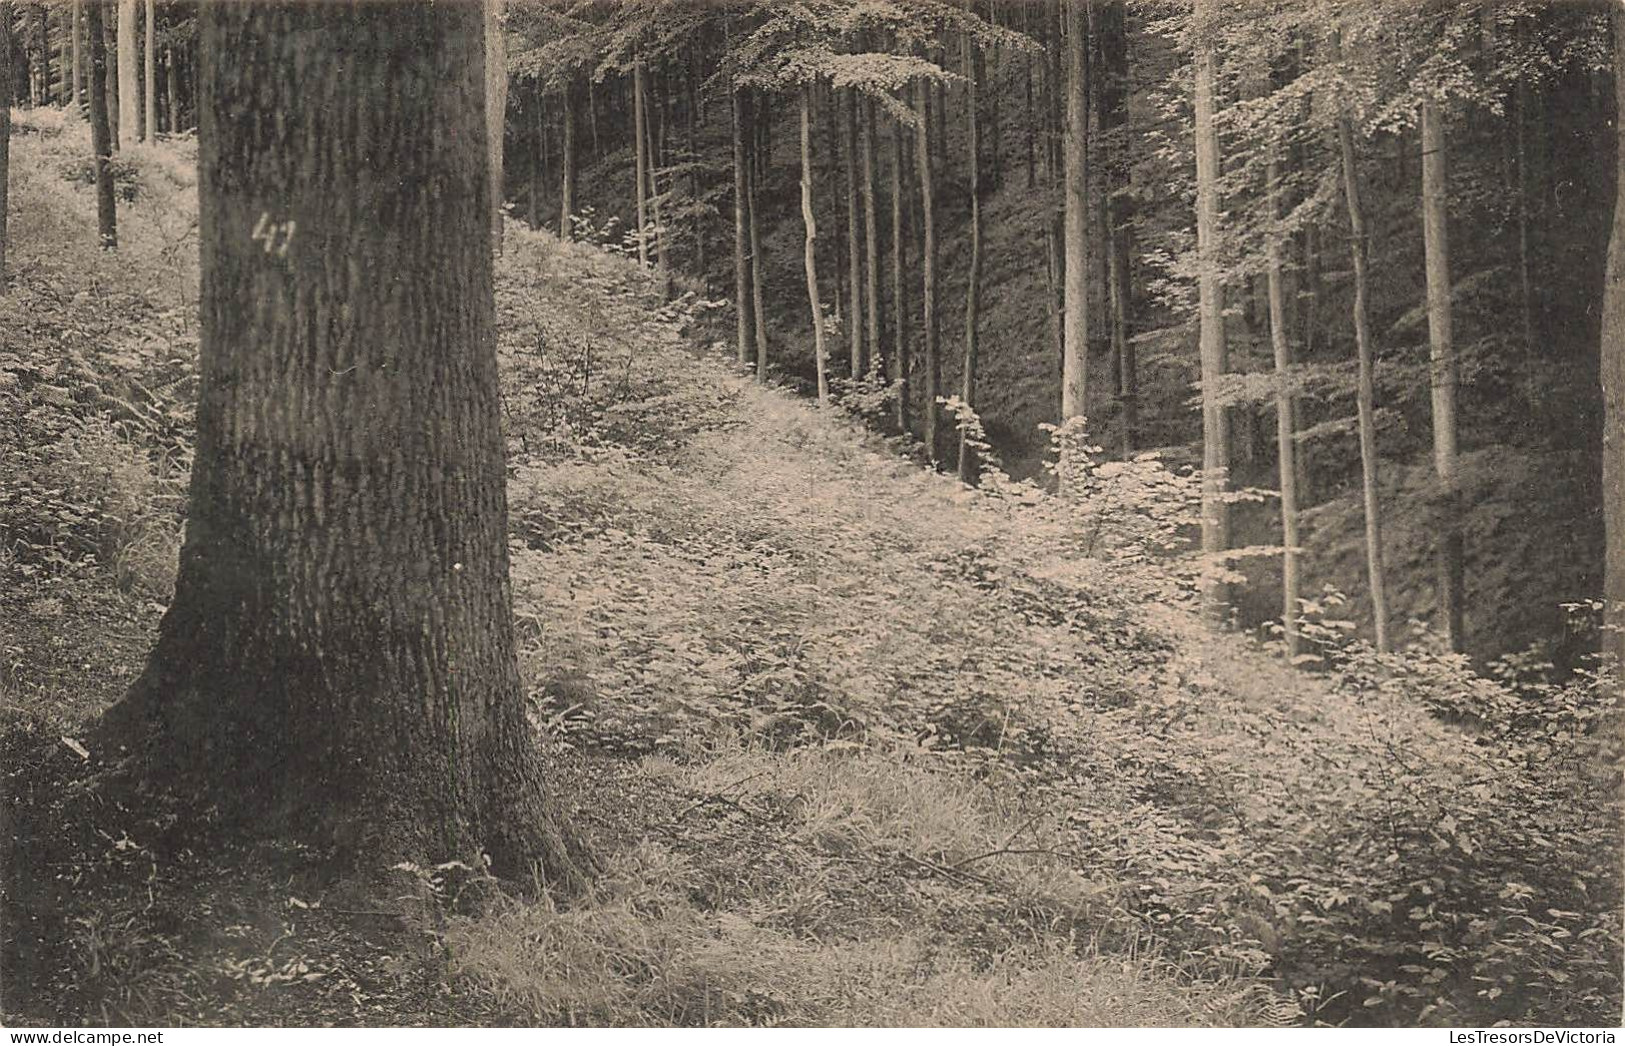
2,113,1620,1028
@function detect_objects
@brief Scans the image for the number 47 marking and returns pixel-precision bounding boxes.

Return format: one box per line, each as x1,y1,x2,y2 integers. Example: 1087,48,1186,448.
251,212,297,258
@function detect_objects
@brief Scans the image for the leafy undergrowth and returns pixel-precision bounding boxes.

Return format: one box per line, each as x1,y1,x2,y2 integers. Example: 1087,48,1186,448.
3,114,1619,1028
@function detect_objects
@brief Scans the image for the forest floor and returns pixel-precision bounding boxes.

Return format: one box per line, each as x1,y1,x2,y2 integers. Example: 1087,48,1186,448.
2,113,1618,1028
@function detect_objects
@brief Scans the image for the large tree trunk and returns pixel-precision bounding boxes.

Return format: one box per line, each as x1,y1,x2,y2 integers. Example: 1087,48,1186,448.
86,0,115,249
1602,9,1625,683
800,86,829,405
732,86,752,367
633,60,650,269
485,0,506,252
1336,72,1391,654
1060,0,1088,425
914,77,940,460
959,33,983,485
141,0,153,139
1420,97,1464,653
559,76,576,242
93,1,589,886
1266,150,1299,659
1193,0,1230,626
891,112,910,433
860,96,881,380
116,0,135,146
844,90,863,379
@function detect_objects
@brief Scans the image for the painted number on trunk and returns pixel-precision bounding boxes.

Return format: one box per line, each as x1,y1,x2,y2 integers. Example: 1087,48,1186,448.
251,212,297,258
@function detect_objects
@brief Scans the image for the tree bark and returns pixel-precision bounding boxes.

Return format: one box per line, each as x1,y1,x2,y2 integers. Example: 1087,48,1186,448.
116,0,135,145
860,96,881,380
844,91,864,379
648,70,669,297
1420,98,1464,653
94,0,590,887
801,86,829,406
1099,0,1132,456
86,0,115,248
485,0,506,252
633,60,650,269
959,33,983,485
72,0,82,113
914,78,940,460
1266,150,1299,658
559,76,576,242
748,152,769,382
1194,0,1230,625
142,0,153,139
1336,64,1391,654
35,5,51,105
104,7,117,146
1601,9,1625,682
1060,0,1088,425
732,86,752,367
891,111,910,433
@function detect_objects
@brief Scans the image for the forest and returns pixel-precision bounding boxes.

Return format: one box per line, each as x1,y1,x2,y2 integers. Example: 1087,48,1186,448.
0,0,1621,1031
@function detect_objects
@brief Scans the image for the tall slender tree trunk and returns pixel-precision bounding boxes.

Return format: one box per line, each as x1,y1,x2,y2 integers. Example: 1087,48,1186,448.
748,155,769,382
844,91,864,379
86,0,114,248
1193,0,1230,625
913,77,940,460
732,87,752,367
1600,8,1625,683
1100,0,1133,456
633,60,650,269
35,6,50,105
71,0,82,112
1266,151,1299,658
960,34,983,485
648,74,669,298
1420,98,1464,653
104,8,118,146
1043,0,1065,399
860,97,882,379
116,0,135,146
1060,0,1088,425
891,113,910,433
96,0,591,886
559,77,576,242
141,0,153,139
800,85,829,406
484,0,506,252
1336,69,1391,654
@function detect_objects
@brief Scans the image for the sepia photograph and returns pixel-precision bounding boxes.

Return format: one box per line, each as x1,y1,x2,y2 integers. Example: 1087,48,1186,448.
0,0,1620,1032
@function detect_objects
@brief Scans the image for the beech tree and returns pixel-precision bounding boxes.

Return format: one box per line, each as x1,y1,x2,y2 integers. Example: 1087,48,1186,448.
92,0,589,885
116,0,134,145
1060,0,1086,426
1333,31,1391,654
1192,0,1230,625
1603,4,1624,681
85,0,114,248
142,0,153,140
959,28,982,484
1420,95,1463,653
